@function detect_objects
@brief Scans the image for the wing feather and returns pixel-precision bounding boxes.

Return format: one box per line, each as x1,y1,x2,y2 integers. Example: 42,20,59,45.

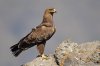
23,25,56,44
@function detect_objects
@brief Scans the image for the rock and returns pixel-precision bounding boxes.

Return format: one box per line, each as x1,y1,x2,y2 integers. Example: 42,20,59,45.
54,40,79,66
22,55,58,66
22,40,100,66
54,40,100,66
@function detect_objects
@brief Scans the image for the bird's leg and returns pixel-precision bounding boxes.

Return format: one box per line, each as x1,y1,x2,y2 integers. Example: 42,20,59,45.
37,43,45,57
37,43,48,60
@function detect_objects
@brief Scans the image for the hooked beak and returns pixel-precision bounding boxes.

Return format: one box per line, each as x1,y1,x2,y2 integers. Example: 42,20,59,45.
53,9,57,13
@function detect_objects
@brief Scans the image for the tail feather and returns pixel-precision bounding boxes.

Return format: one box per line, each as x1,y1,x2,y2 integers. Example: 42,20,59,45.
10,44,19,52
10,42,36,57
12,49,23,57
10,44,23,57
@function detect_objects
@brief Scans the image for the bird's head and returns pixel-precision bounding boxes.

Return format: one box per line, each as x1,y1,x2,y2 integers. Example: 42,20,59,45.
43,8,56,23
45,8,57,15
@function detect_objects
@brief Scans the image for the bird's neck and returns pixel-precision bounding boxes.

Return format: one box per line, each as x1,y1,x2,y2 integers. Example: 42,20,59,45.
42,13,54,25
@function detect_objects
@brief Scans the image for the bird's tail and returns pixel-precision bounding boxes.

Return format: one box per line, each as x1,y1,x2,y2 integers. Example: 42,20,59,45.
10,44,23,57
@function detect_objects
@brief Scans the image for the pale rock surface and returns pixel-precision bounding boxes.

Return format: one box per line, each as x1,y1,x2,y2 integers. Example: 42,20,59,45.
22,55,58,66
22,40,100,66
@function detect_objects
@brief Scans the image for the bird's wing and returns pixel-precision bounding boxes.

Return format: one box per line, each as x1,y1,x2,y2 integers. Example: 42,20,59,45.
23,25,56,44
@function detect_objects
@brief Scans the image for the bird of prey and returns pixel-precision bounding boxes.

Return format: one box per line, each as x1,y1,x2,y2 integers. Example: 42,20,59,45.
10,8,56,58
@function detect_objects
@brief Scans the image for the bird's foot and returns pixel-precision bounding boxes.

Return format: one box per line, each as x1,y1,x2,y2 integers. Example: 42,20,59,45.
37,55,42,57
37,54,49,60
41,54,48,60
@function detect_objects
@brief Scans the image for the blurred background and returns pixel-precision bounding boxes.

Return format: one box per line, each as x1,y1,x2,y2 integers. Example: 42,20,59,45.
0,0,100,66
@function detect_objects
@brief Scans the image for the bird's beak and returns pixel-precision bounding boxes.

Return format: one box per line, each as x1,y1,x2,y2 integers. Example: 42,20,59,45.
53,9,57,13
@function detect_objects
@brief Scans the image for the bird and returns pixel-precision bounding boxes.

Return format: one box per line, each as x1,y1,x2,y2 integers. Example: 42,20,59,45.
10,8,56,58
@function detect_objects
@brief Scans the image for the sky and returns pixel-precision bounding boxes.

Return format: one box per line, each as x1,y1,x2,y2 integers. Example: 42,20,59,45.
0,0,100,66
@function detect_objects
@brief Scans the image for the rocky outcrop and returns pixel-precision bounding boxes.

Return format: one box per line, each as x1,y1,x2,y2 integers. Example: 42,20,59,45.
22,55,58,66
22,40,100,66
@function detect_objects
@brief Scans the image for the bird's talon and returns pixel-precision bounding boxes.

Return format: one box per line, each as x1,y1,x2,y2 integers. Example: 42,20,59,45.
37,55,42,57
41,54,49,60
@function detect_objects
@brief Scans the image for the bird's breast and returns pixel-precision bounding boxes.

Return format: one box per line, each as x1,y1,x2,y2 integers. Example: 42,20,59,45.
41,26,56,40
41,26,56,33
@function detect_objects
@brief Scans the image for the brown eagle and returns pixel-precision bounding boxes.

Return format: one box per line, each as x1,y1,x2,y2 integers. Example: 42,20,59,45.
10,8,56,57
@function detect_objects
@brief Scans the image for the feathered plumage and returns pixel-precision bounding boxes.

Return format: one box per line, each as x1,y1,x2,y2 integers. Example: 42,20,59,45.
10,8,56,57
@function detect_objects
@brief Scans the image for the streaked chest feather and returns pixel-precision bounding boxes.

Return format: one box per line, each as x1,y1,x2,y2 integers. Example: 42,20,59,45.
41,26,55,33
